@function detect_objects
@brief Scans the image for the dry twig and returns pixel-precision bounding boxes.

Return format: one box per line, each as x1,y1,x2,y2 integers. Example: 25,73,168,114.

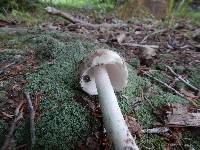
141,29,167,43
24,91,36,148
166,66,200,93
0,62,15,75
141,127,170,134
1,101,24,150
143,71,198,106
121,43,159,49
45,7,127,30
0,111,14,119
143,72,184,97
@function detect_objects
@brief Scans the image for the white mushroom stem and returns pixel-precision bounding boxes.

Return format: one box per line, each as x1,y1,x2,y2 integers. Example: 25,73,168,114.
94,66,139,150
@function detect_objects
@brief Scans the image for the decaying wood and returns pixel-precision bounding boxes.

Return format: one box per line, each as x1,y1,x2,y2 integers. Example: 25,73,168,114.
166,66,200,93
0,27,29,35
168,113,200,127
45,7,127,29
25,91,36,148
1,101,24,150
0,19,16,27
166,104,200,127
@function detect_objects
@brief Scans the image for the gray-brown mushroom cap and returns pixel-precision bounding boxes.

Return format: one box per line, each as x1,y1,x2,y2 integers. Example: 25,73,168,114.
80,49,128,95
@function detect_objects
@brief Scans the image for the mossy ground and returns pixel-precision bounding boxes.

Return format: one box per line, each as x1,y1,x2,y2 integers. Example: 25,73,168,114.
0,28,200,149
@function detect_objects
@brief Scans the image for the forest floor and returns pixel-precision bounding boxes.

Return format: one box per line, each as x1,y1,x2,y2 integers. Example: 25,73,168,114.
0,6,200,150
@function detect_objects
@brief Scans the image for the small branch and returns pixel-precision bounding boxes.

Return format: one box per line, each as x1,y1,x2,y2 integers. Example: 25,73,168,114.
141,127,170,134
1,101,24,150
143,71,198,106
144,71,184,97
24,91,36,148
0,62,15,75
166,66,200,93
141,29,167,43
45,7,127,30
0,111,14,119
121,43,159,49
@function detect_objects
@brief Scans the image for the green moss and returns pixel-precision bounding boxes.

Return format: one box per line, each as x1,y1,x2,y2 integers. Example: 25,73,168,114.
0,34,15,41
152,71,171,84
0,50,16,63
174,65,186,74
160,53,175,60
129,57,140,68
0,33,28,50
15,119,29,145
182,131,200,149
154,63,166,71
11,10,37,25
0,120,6,145
22,34,95,149
186,68,200,89
121,66,188,126
139,134,165,150
120,65,190,148
119,66,152,115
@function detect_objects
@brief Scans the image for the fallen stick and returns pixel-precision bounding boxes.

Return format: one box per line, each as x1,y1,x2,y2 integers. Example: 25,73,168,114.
143,71,198,106
0,111,14,119
166,66,200,93
0,62,15,75
144,71,184,97
24,91,36,148
121,43,159,49
141,29,167,43
0,27,29,36
141,127,170,134
0,19,15,27
1,101,24,150
45,7,127,29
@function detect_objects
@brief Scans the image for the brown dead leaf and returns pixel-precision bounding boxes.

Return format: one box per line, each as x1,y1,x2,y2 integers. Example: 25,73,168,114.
34,91,43,109
86,135,100,150
142,46,157,59
135,31,142,35
194,44,200,52
124,115,141,137
193,29,200,42
180,88,198,100
163,128,182,146
138,46,157,66
12,83,22,91
116,32,126,44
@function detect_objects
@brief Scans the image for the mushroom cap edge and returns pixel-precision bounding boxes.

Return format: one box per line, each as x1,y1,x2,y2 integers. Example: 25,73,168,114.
80,49,128,95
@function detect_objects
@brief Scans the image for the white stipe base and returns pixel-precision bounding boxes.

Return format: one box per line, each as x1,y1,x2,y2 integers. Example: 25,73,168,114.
94,66,139,150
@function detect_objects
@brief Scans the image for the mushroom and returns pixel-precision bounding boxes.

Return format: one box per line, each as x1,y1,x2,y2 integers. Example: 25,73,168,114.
80,49,139,150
